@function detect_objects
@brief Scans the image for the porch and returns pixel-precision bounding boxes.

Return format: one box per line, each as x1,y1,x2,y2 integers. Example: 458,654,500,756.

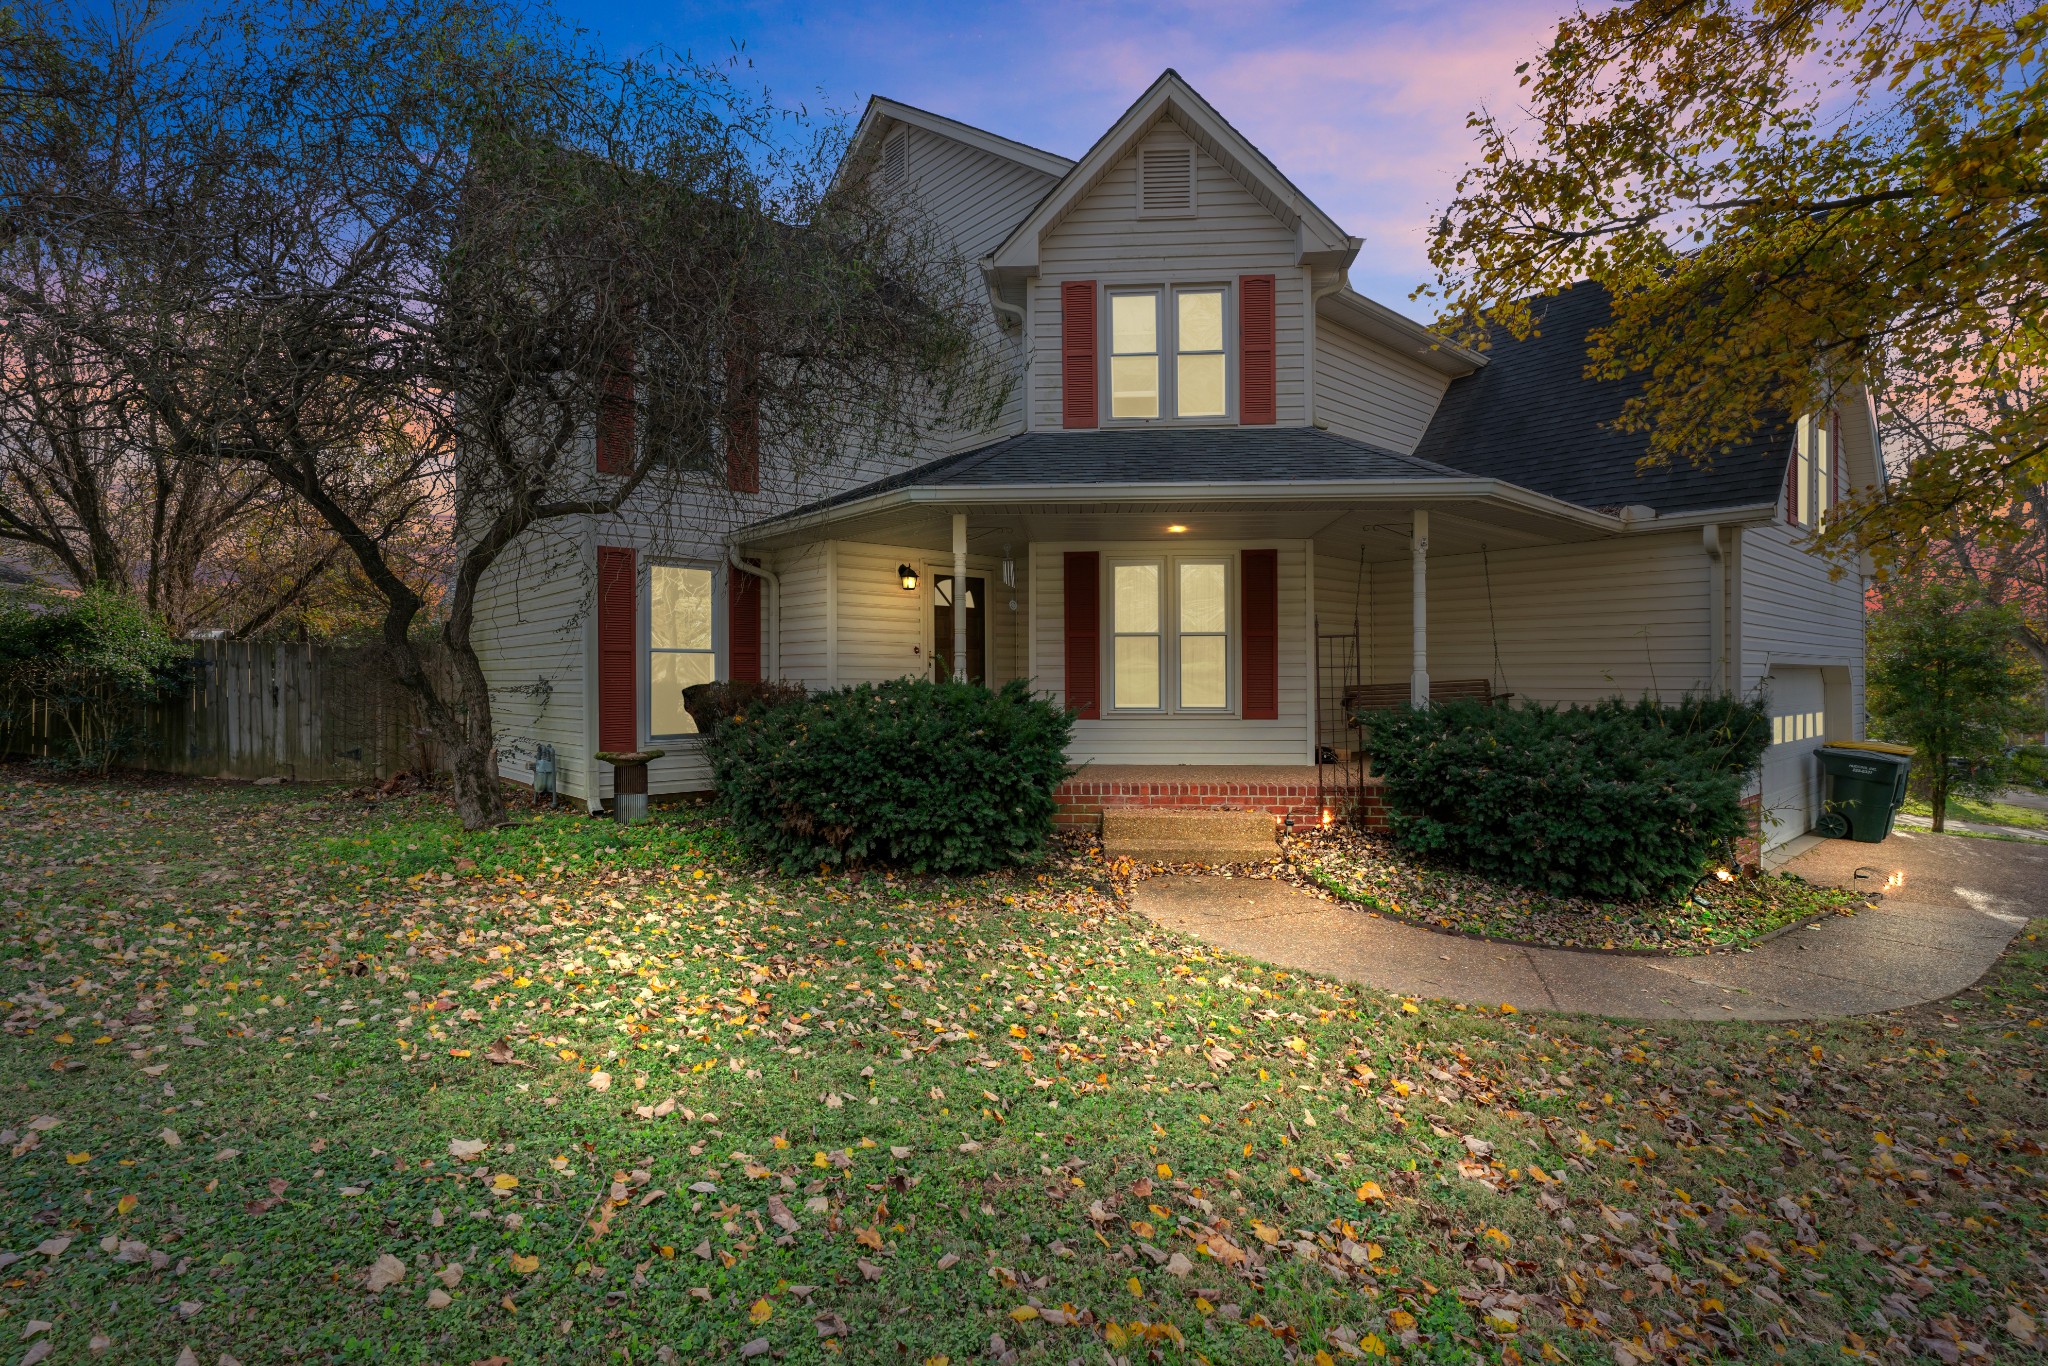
729,427,1722,818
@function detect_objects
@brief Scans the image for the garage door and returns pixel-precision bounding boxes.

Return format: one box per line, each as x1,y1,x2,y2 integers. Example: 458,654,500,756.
1759,666,1828,847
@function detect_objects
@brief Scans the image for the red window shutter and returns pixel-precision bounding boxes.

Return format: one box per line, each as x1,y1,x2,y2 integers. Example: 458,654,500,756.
596,545,637,753
1063,551,1100,719
1239,274,1277,425
724,346,760,493
1784,452,1797,524
728,564,762,684
596,348,636,475
1241,549,1279,719
1061,281,1098,429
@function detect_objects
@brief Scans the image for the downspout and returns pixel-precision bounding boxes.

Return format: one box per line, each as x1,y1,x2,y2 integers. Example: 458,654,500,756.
727,547,781,681
1702,524,1725,694
1306,273,1346,430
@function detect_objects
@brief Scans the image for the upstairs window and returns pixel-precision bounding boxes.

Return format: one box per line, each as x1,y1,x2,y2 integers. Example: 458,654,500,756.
1788,412,1836,527
1107,285,1229,422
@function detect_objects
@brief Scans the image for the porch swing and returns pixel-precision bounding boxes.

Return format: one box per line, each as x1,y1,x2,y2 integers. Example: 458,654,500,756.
1314,537,1512,824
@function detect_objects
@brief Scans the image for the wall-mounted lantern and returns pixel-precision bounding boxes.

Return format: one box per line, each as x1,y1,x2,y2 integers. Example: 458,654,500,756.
897,564,919,592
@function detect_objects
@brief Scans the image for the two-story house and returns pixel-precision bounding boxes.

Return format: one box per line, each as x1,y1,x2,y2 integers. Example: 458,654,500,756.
471,71,1874,852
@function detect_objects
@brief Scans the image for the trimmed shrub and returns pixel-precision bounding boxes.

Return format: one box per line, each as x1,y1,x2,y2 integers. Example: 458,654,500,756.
705,676,1074,874
1359,695,1769,899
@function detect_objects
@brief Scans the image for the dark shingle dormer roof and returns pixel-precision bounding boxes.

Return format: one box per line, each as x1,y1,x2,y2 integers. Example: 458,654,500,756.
1413,283,1792,514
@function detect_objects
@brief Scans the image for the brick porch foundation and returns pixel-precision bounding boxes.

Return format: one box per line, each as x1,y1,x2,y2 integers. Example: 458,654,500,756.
1054,764,1387,831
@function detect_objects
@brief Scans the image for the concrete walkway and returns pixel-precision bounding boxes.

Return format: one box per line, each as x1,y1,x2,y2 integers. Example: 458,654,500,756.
1133,829,2046,1021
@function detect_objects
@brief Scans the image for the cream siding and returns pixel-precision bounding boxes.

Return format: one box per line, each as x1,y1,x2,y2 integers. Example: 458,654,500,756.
1030,540,1313,765
772,544,831,689
887,125,1054,457
1029,124,1308,431
1364,533,1715,705
1738,519,1867,729
1313,322,1452,454
472,526,590,800
1738,517,1868,846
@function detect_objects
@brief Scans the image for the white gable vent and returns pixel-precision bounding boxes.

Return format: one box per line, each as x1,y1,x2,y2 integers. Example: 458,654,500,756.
878,128,910,190
1137,144,1196,217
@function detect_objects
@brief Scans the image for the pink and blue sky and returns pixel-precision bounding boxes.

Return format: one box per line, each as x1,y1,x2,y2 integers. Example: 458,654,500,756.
562,0,1566,321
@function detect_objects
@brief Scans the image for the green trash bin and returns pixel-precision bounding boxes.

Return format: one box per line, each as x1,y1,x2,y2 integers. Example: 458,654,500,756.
1815,743,1913,842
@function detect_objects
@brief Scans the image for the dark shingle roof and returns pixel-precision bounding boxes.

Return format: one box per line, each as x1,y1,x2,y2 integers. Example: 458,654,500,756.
1413,283,1792,514
770,427,1468,521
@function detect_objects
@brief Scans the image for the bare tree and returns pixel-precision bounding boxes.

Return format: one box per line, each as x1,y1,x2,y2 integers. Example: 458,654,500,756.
0,3,434,637
1,0,1002,826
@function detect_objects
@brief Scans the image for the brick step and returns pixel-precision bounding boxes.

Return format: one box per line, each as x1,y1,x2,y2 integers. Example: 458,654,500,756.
1102,809,1278,864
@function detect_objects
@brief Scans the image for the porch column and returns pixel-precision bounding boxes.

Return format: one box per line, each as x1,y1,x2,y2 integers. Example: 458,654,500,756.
952,512,968,682
1409,509,1430,707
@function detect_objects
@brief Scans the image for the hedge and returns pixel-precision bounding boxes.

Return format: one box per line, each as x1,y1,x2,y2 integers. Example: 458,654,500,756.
1359,695,1769,899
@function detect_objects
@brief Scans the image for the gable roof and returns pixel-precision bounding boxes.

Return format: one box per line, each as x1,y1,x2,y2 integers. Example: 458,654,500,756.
842,96,1075,187
1413,283,1793,515
985,70,1360,282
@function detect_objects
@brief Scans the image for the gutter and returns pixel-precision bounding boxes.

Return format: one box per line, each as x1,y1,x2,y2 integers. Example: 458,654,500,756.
1636,502,1777,531
740,476,1630,540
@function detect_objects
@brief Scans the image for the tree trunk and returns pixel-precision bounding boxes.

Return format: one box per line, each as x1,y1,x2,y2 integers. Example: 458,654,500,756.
381,630,508,831
1929,758,1948,832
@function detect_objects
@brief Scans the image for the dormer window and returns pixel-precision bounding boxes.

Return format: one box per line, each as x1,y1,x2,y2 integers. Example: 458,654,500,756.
1107,285,1230,421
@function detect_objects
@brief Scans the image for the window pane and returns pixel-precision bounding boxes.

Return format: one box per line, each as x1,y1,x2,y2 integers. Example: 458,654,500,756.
650,651,717,735
1110,355,1159,419
1111,292,1157,355
1180,634,1226,708
1179,562,1225,632
1113,563,1159,633
1176,353,1226,417
1178,290,1223,353
651,566,713,650
1114,636,1160,709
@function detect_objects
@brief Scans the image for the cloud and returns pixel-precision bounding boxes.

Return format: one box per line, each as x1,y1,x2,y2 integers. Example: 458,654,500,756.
616,0,1565,316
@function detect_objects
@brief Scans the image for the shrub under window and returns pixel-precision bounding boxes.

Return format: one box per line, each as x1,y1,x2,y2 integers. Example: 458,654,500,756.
705,677,1073,874
1359,696,1769,900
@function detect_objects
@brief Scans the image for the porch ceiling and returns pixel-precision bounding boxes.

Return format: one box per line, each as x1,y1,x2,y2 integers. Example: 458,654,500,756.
734,491,1611,562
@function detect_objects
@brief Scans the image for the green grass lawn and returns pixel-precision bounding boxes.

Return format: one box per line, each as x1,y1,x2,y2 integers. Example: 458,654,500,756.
1902,795,2048,834
2,771,2044,1365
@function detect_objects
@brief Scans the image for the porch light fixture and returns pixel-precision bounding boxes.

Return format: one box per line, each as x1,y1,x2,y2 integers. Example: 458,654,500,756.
897,564,918,592
1166,524,1189,533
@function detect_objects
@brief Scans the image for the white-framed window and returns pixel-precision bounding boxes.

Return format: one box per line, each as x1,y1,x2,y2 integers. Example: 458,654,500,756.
1111,560,1163,709
1109,291,1161,420
648,563,717,737
1108,555,1234,713
1106,284,1231,423
1791,411,1835,527
1176,559,1229,709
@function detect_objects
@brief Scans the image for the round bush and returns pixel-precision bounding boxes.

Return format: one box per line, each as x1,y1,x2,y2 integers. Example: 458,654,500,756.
704,676,1074,874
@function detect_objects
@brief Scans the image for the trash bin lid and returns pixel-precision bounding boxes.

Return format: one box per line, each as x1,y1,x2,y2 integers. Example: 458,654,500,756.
1825,740,1913,757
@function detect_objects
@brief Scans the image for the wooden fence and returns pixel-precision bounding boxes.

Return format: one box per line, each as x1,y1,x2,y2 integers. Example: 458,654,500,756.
1,640,457,781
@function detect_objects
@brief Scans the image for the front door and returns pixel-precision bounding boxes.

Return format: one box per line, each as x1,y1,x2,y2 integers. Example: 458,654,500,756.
933,575,987,684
